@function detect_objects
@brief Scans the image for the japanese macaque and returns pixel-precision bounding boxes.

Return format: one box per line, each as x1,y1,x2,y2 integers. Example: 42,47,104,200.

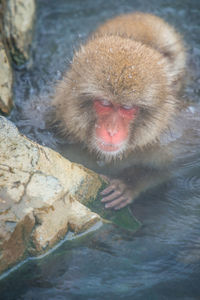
52,12,186,210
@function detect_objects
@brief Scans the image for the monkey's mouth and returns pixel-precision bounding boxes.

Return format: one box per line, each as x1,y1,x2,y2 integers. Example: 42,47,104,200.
96,138,125,153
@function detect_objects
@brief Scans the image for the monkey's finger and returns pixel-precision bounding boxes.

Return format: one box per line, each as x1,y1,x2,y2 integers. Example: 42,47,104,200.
114,198,132,210
101,190,124,203
99,174,110,183
100,184,116,195
104,196,127,208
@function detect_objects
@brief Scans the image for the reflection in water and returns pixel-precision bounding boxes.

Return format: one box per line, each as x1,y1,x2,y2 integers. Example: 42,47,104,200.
2,0,200,299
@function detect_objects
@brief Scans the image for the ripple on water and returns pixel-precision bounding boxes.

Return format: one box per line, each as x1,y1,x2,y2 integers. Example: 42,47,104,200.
178,174,200,199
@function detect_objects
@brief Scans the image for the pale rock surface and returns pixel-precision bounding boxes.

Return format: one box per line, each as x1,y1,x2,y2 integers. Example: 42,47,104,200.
0,0,36,114
3,0,36,65
0,117,103,275
0,37,13,114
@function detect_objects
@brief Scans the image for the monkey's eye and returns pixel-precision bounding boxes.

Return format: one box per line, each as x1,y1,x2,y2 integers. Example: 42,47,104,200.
99,99,112,107
93,99,113,114
121,105,134,110
119,105,139,119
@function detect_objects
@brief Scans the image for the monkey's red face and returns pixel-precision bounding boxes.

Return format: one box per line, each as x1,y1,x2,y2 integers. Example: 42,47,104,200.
93,99,138,154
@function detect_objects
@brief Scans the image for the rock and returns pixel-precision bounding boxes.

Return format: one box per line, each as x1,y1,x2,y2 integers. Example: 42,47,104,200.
0,117,103,276
3,0,36,65
0,37,13,114
0,0,36,113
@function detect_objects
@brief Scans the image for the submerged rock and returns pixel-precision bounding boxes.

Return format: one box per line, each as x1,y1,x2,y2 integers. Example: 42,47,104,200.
0,117,102,276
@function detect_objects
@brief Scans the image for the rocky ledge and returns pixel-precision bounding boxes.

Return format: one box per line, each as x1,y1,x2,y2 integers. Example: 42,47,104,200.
0,117,104,276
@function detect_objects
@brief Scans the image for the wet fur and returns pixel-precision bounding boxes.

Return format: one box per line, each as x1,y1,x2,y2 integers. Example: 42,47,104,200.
52,12,186,162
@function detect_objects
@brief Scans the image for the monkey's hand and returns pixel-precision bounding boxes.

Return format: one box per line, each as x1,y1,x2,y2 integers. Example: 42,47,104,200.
100,178,135,210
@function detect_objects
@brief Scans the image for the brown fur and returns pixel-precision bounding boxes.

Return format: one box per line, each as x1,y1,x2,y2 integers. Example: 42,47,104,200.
52,12,186,161
95,13,186,82
52,12,187,209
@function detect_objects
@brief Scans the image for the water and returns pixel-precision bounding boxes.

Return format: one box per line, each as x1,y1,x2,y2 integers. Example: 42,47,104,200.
1,0,200,299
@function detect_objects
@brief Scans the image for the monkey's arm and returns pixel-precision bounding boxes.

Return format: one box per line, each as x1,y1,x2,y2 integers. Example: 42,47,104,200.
100,165,170,210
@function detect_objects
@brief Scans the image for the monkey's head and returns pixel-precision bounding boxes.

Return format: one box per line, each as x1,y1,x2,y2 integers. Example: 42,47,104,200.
54,36,178,161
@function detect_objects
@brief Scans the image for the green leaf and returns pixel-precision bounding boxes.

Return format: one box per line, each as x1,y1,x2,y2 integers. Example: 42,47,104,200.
85,181,141,232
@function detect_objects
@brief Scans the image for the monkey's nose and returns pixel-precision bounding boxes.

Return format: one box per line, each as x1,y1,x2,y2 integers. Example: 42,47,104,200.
107,127,118,137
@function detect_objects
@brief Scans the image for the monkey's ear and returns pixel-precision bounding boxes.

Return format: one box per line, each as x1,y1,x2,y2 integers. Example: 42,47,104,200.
45,106,63,137
160,56,183,88
45,106,56,128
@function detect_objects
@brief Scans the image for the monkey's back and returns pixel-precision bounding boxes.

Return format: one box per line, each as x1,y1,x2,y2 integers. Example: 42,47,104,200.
94,13,186,82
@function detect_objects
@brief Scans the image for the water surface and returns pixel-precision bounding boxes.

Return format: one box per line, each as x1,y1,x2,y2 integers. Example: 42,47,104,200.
1,0,200,299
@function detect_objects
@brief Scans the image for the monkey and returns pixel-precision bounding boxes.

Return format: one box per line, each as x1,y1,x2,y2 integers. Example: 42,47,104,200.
52,12,187,210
